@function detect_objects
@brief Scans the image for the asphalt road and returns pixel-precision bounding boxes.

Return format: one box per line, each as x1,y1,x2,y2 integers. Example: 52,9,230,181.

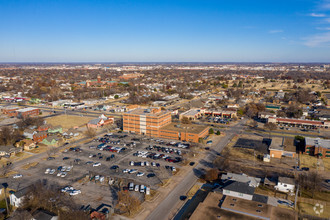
145,119,247,220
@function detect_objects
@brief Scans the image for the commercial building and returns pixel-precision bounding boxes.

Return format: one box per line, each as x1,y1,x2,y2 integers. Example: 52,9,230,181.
305,137,330,158
179,109,202,121
269,137,296,159
190,192,297,220
159,123,209,143
1,107,18,117
201,108,237,118
268,117,329,129
16,107,40,119
123,108,172,137
123,107,208,143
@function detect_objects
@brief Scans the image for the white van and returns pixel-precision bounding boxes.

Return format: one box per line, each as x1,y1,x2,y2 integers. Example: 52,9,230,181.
140,185,145,193
135,185,139,192
146,187,150,195
129,182,134,191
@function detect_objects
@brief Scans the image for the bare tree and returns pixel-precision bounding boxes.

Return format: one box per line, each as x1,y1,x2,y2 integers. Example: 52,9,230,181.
180,116,191,124
85,128,96,138
116,191,141,216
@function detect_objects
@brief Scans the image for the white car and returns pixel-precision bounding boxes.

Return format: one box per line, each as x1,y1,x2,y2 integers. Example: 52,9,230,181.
89,154,94,158
130,161,134,166
70,189,81,196
57,172,62,177
66,166,72,172
61,166,67,172
45,168,51,174
95,175,100,181
129,169,137,174
13,174,23,179
93,162,101,167
151,162,156,167
49,169,56,175
134,185,139,191
145,161,149,166
122,169,130,173
61,172,67,178
137,172,144,177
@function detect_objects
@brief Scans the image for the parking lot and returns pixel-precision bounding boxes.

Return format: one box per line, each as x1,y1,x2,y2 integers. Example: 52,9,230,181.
6,132,192,208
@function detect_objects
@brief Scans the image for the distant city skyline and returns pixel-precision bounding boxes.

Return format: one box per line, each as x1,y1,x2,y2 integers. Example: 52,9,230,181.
1,0,330,62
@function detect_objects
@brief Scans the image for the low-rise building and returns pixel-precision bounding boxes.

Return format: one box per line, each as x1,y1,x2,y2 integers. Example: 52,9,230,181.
33,132,47,143
16,107,40,119
275,177,295,193
269,137,296,159
9,187,31,207
1,107,18,117
87,115,114,128
305,137,330,158
179,109,202,121
159,123,209,143
48,125,63,134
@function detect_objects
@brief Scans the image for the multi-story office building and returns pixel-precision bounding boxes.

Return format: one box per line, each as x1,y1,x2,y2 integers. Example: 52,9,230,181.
123,108,172,137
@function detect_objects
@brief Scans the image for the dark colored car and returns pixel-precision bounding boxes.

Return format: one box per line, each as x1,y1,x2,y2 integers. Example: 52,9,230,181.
147,173,156,178
63,157,70,160
189,162,195,166
301,167,309,171
180,196,187,201
106,157,111,161
47,157,55,160
110,165,119,170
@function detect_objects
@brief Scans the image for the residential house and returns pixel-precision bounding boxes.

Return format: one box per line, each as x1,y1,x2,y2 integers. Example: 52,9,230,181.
305,137,330,158
48,125,63,134
221,173,261,187
33,132,47,143
275,177,295,193
42,136,60,146
9,187,31,207
38,124,51,132
24,129,37,139
16,139,36,151
221,181,255,201
32,209,58,220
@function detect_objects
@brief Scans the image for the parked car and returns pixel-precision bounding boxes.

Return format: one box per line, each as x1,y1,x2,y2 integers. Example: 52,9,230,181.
63,157,70,160
47,157,55,160
45,168,51,174
137,172,144,177
13,174,23,179
93,162,101,167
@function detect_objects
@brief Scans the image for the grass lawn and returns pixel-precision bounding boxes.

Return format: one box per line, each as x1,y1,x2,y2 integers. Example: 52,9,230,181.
298,202,330,218
300,154,318,169
22,162,39,170
187,184,201,197
46,115,94,130
300,190,330,202
323,158,330,171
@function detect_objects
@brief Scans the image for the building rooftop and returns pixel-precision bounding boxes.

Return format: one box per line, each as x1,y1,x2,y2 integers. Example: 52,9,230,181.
221,173,261,187
222,181,256,195
278,177,295,185
180,109,200,117
160,122,208,134
269,137,296,152
125,108,170,117
16,107,39,113
305,137,330,149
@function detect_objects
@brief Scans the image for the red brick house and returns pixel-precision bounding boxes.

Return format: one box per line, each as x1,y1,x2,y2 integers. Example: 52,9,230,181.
33,132,47,143
38,124,51,132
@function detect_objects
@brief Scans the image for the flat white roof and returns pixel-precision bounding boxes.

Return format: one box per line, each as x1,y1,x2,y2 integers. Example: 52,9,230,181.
16,107,39,113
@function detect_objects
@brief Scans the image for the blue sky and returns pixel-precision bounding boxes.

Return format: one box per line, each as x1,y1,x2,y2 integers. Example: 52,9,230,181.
1,0,330,62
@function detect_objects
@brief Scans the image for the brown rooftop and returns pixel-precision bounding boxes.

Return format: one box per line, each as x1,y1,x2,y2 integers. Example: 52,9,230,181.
160,122,209,134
